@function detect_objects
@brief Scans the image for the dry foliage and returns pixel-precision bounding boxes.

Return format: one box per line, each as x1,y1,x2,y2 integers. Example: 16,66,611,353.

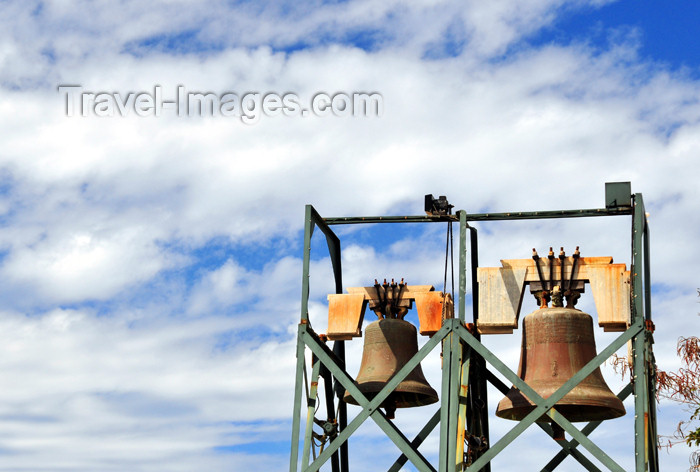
658,336,700,471
611,336,700,471
657,336,700,406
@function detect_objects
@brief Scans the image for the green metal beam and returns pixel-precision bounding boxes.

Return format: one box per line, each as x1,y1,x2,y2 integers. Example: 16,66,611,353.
439,323,456,471
321,207,632,226
631,194,647,472
308,206,343,294
642,199,659,472
292,196,318,472
300,205,315,323
299,328,383,472
324,215,457,225
487,367,620,472
545,410,625,472
458,210,467,322
300,205,348,471
633,330,647,472
542,382,634,471
462,208,632,221
290,323,311,472
538,422,603,472
448,322,463,469
456,322,641,471
457,322,639,417
301,323,449,471
388,408,442,472
371,409,437,472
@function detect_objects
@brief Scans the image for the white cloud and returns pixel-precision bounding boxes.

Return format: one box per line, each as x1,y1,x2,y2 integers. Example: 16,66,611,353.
2,228,169,302
0,306,296,469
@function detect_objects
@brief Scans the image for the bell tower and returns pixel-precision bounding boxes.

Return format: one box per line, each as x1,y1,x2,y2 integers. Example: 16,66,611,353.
288,182,658,472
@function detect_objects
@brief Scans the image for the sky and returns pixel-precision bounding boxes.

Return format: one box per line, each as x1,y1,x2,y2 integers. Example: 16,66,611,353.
0,0,699,470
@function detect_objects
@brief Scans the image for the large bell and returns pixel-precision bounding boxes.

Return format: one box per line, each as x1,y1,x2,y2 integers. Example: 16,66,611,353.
496,306,625,423
344,319,439,416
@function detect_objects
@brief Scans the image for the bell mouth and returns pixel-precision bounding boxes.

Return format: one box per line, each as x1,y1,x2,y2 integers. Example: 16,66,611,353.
495,386,626,423
343,381,439,408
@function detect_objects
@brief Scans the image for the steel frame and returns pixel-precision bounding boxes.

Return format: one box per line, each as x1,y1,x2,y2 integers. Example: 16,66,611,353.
289,192,657,472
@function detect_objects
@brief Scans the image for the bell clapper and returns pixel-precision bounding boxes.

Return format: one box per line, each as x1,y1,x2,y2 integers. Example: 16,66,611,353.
384,403,396,420
551,423,565,441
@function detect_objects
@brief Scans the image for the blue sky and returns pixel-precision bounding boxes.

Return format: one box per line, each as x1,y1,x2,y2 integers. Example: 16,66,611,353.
0,0,699,470
536,1,700,72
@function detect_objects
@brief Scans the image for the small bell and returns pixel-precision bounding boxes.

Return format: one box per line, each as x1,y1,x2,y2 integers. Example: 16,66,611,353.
344,318,439,417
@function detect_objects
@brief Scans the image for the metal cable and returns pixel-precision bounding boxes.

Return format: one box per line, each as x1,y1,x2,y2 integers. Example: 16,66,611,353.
450,220,455,302
443,212,455,310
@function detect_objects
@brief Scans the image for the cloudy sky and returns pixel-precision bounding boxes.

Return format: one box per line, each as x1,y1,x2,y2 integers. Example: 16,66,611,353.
1,0,699,470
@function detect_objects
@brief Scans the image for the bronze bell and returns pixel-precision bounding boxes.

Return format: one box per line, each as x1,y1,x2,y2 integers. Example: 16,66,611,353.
496,306,625,423
344,319,439,417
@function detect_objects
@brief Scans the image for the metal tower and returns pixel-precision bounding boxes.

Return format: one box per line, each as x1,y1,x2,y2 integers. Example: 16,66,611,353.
289,182,658,471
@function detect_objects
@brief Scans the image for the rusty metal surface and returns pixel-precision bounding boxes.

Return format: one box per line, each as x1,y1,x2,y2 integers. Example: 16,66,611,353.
496,307,626,422
343,319,439,412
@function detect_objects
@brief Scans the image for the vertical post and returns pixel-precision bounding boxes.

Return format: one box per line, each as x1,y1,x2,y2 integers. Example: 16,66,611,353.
448,323,462,471
632,194,647,472
459,211,468,322
440,325,455,472
290,324,309,472
469,226,490,472
441,210,468,472
643,216,660,472
439,322,464,472
639,197,659,472
468,226,478,326
643,215,651,323
445,210,469,471
290,206,316,472
301,205,315,324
